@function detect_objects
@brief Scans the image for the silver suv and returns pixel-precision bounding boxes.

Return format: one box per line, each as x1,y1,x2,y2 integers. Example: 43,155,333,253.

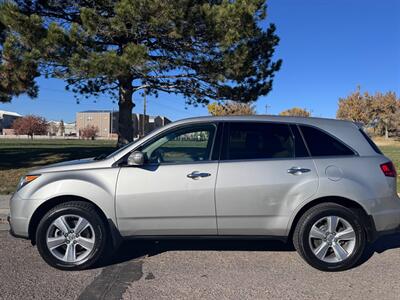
9,116,400,271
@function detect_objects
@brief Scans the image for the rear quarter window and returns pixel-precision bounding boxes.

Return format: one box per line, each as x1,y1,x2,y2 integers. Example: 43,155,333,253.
358,128,383,155
299,125,356,157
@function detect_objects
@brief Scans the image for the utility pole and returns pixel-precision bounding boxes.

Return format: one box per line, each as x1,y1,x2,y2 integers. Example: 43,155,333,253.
265,104,271,114
110,108,114,138
142,91,147,137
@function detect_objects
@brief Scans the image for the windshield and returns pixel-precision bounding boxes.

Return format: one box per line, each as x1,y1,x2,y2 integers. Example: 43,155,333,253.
106,141,134,159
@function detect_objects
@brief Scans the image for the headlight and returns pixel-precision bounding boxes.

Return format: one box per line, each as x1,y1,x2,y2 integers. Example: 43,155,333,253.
17,175,40,191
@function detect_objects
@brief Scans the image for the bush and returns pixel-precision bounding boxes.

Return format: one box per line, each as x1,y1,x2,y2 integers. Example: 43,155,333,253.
80,125,99,140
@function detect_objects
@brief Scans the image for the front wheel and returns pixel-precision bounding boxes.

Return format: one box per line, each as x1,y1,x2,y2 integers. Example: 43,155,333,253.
293,203,366,271
36,201,108,270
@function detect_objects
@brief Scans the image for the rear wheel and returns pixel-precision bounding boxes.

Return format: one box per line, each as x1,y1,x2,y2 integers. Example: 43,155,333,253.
293,203,366,271
36,201,108,270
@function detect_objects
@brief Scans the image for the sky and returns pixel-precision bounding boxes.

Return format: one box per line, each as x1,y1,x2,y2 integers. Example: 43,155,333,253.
0,0,399,123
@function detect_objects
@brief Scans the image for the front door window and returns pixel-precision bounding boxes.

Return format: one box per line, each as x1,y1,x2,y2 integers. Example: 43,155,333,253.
141,124,216,164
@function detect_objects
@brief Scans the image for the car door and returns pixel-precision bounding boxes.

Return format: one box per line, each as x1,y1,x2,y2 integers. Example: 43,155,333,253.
116,123,220,236
215,122,319,236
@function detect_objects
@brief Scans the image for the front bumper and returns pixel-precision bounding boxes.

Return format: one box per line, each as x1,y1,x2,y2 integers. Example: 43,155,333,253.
8,213,30,239
8,193,42,239
7,215,28,239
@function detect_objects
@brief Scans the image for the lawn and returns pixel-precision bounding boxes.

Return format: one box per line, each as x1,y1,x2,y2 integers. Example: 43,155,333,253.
375,142,400,193
0,139,116,194
0,138,399,194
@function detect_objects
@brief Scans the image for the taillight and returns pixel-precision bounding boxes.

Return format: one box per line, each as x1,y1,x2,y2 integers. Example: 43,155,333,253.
380,162,397,177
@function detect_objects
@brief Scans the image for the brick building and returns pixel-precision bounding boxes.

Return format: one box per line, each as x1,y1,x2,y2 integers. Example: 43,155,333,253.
76,110,170,138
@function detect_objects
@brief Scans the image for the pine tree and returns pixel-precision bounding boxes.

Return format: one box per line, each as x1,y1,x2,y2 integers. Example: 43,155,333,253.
0,0,282,144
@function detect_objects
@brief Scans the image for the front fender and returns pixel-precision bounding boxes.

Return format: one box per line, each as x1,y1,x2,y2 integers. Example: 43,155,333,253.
18,168,120,224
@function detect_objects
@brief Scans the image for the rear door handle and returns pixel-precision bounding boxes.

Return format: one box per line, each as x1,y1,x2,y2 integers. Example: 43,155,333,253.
287,167,311,175
187,171,211,179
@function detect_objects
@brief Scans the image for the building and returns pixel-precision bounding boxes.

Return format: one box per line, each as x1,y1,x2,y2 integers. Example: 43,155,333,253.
76,110,112,138
0,110,22,134
76,110,171,138
64,122,77,136
48,120,76,136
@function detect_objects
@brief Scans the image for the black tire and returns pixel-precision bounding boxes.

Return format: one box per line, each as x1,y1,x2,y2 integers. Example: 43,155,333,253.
36,201,108,270
293,202,366,271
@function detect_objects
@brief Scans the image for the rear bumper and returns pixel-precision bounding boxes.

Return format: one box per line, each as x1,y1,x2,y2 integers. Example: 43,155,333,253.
375,225,400,239
372,209,400,233
368,193,400,238
365,214,400,242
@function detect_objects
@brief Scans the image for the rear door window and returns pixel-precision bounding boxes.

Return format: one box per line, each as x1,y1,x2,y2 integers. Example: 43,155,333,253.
290,125,310,158
222,122,294,160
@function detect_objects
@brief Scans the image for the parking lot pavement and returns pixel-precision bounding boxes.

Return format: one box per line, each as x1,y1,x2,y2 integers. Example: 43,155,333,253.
0,231,100,299
2,230,400,300
120,238,400,300
2,193,400,300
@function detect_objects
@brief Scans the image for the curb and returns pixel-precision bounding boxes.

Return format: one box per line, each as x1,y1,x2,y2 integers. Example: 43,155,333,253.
0,195,11,231
0,203,10,230
0,215,9,231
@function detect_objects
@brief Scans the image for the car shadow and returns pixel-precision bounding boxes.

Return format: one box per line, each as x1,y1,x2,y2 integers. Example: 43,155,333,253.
96,238,293,268
357,232,400,266
97,232,400,269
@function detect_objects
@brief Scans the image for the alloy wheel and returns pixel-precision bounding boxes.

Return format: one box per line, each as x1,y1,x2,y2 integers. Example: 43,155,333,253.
308,215,356,263
46,214,96,263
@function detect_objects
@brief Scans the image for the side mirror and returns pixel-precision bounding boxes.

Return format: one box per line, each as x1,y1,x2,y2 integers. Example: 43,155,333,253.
127,151,145,166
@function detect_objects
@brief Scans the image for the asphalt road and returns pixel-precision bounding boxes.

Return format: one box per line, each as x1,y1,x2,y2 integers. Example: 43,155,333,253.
2,229,400,300
2,194,400,299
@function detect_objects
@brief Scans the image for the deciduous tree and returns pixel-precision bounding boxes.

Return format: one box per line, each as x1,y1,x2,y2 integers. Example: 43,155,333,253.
279,107,310,117
208,101,256,116
369,92,399,139
336,87,400,139
336,87,370,124
12,115,48,139
0,0,282,145
80,125,99,140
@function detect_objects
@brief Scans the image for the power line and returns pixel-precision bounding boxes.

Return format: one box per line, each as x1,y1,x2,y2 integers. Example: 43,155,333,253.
146,98,189,114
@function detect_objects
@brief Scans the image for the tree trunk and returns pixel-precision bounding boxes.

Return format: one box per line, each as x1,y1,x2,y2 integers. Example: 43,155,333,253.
385,123,389,140
117,77,134,147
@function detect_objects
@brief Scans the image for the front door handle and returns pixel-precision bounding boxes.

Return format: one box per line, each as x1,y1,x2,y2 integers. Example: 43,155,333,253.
287,167,311,175
187,171,211,179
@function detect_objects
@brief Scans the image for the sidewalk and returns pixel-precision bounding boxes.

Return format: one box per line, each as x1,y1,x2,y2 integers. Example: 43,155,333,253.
0,195,10,231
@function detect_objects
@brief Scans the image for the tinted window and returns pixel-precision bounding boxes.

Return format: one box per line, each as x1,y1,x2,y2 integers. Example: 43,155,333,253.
142,124,216,164
359,129,382,154
290,125,310,158
299,125,355,157
223,122,294,160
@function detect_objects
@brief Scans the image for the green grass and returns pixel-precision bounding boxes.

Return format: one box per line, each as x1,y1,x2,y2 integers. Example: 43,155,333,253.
379,144,400,193
0,139,116,194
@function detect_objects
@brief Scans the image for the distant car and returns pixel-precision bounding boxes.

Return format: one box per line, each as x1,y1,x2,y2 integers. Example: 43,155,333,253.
8,116,400,271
